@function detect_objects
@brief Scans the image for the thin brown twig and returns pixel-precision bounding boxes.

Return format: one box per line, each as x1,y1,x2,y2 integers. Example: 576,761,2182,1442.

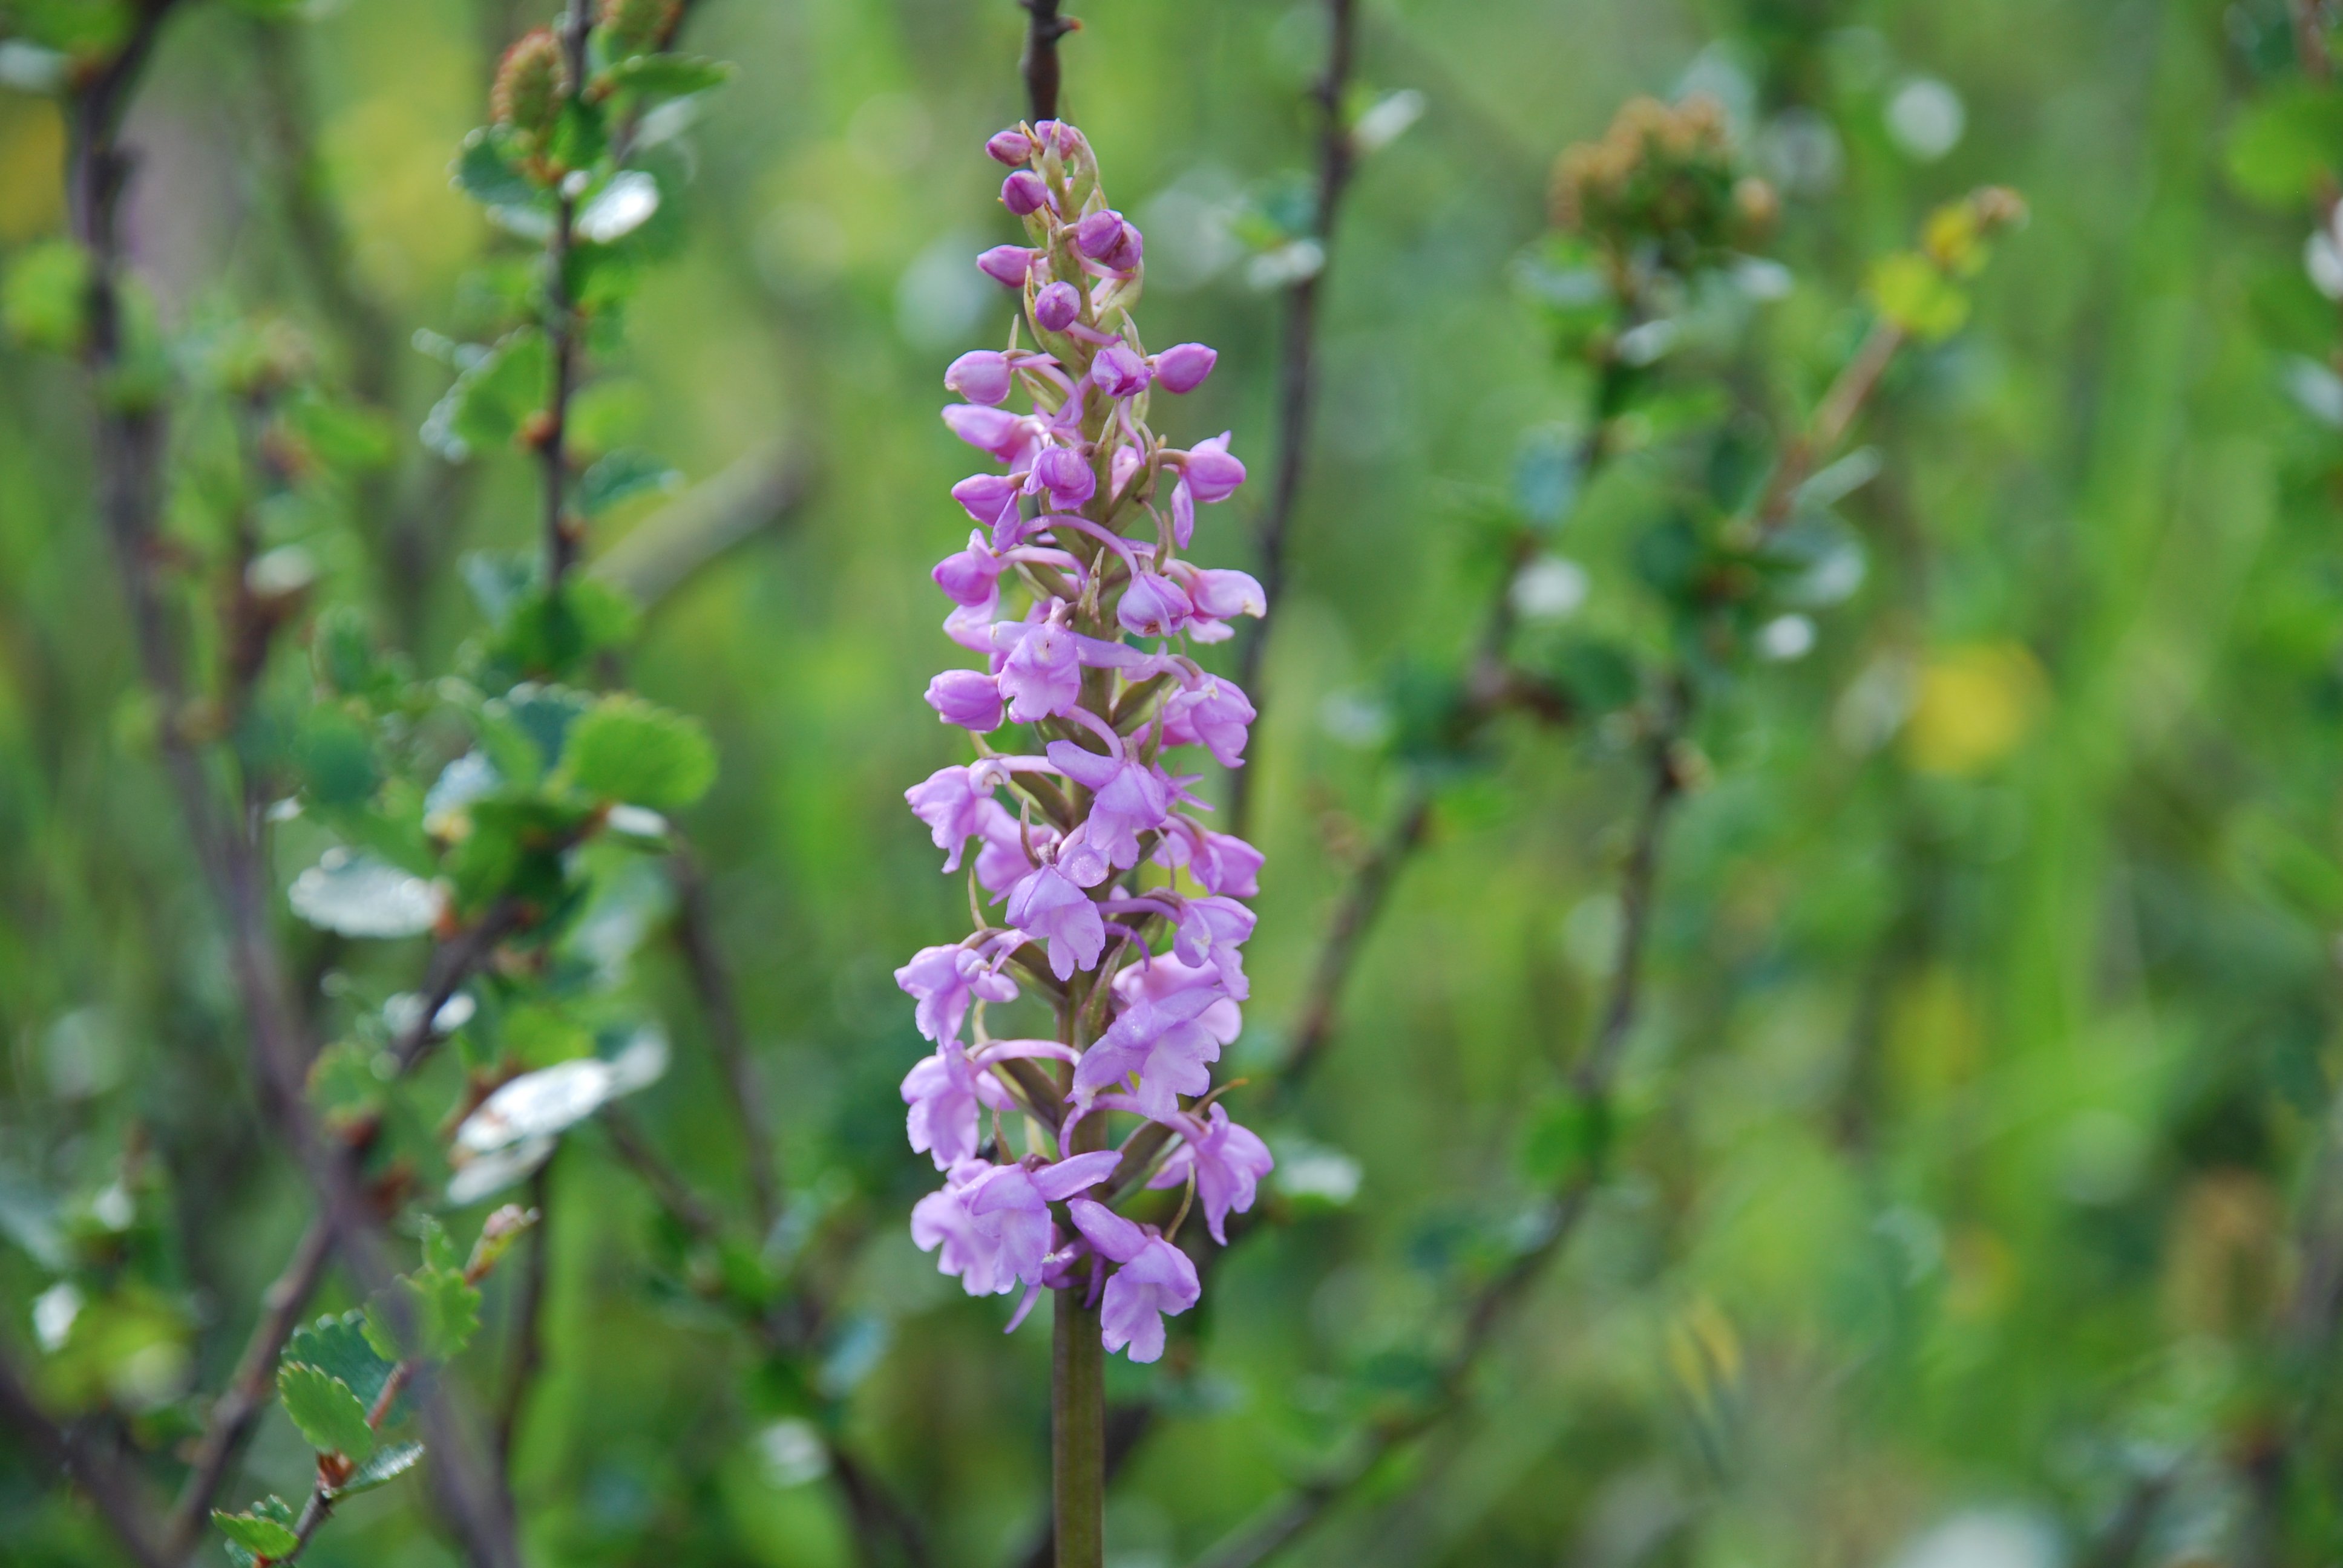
670,849,781,1232
1270,351,1625,1099
157,904,512,1545
1743,319,1902,543
2232,1070,2343,1563
164,1214,336,1558
390,901,526,1074
1187,293,1918,1568
1190,716,1684,1568
2292,0,2334,82
1274,787,1432,1093
586,443,812,610
600,1106,726,1243
0,1341,175,1568
539,0,592,587
596,1111,934,1567
2077,1465,2177,1568
494,1165,554,1469
247,18,398,407
64,16,526,1563
831,1443,938,1568
1229,0,1362,842
274,1223,532,1568
1020,0,1076,122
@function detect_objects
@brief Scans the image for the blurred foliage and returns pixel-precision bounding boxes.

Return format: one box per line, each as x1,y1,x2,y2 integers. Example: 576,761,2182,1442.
5,1,2343,1567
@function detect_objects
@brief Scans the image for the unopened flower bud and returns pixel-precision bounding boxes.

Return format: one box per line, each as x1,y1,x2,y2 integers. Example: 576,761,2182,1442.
1152,342,1216,394
1098,223,1144,272
945,350,1014,406
925,669,1005,731
1033,281,1081,333
1002,170,1051,216
1179,433,1246,504
951,474,1022,530
491,28,569,141
976,245,1039,287
1118,570,1193,638
1183,567,1265,621
986,128,1035,165
597,0,680,57
1091,344,1151,399
1031,445,1095,510
1074,209,1130,261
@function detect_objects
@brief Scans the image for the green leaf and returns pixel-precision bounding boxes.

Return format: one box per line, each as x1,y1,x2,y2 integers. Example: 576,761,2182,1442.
284,1312,397,1411
417,1213,462,1275
1518,1093,1612,1186
214,1496,300,1567
504,1001,594,1068
212,1509,300,1558
600,53,734,103
559,694,716,811
566,577,642,651
578,448,680,516
2227,82,2343,207
293,707,379,809
307,1041,386,1132
284,391,396,472
366,1266,483,1364
277,1362,375,1461
460,551,537,628
453,125,548,214
416,1266,483,1359
490,580,641,679
1535,637,1639,716
475,682,589,785
2,240,90,354
548,96,608,171
1866,252,1968,343
441,795,578,913
328,1440,425,1499
312,606,383,699
421,328,549,462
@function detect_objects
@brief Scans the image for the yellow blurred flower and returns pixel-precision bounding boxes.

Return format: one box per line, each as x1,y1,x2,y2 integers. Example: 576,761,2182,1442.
0,100,65,243
1903,642,2048,775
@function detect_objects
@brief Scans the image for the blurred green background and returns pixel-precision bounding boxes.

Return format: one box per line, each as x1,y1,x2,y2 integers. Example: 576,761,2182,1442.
9,0,2343,1565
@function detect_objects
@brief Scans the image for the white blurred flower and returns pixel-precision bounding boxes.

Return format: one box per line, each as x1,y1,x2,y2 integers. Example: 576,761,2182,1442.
1247,238,1325,292
32,1282,81,1352
1351,89,1426,154
1886,78,1966,162
2307,226,2343,301
1510,555,1591,623
1758,614,1817,662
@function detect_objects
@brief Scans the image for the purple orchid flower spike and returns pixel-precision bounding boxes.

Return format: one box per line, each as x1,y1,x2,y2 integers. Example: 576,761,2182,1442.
925,668,1004,731
977,244,1040,286
1034,279,1081,332
894,941,1018,1044
903,1039,1010,1169
945,349,1015,405
912,1159,1018,1296
1147,1105,1275,1244
1066,1199,1201,1363
998,610,1084,722
1152,342,1217,393
964,1149,1122,1284
1005,860,1106,981
902,120,1269,1361
1162,673,1256,766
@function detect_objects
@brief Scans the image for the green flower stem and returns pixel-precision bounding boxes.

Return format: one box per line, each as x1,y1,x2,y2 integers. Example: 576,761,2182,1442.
1052,1106,1109,1568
